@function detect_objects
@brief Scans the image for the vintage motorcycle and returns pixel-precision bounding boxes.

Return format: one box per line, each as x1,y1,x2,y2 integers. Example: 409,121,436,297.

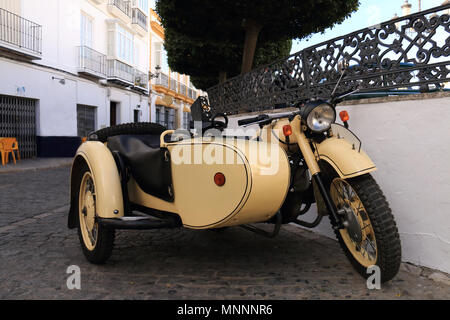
68,63,401,282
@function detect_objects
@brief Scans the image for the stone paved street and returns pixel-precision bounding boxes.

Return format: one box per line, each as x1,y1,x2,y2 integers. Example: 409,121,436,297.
0,167,449,300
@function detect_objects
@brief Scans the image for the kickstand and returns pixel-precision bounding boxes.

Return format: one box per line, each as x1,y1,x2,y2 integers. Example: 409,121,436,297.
240,211,282,238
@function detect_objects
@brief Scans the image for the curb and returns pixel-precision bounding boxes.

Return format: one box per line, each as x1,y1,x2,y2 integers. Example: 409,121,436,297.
0,161,72,174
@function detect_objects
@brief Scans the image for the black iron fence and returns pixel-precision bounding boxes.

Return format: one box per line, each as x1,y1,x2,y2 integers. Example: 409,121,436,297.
207,4,450,114
0,7,42,56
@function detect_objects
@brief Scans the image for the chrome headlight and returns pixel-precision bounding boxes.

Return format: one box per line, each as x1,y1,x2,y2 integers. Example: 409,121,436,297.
304,102,336,133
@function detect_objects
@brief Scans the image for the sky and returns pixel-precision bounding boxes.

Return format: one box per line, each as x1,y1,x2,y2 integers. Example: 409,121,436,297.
150,0,446,53
290,0,446,54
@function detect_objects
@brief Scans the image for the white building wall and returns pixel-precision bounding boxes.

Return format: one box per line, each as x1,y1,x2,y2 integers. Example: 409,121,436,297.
227,95,450,274
0,0,150,151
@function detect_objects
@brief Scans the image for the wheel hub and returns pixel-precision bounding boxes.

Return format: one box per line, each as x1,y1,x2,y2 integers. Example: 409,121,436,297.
342,204,363,243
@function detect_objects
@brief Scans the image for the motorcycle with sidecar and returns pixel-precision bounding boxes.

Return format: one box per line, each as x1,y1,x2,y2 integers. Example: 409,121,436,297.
68,63,401,283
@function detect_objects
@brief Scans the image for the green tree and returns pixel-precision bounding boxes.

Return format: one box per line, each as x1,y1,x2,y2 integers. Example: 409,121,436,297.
164,27,292,90
156,0,359,74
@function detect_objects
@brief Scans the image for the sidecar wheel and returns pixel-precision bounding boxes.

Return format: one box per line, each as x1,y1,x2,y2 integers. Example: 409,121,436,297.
329,174,401,282
75,162,115,264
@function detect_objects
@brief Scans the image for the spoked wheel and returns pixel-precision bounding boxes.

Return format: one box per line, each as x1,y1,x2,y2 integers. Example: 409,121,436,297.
76,163,115,264
329,174,401,282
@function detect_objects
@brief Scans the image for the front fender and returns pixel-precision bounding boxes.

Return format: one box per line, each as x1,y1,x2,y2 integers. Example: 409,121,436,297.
315,137,376,179
68,141,124,228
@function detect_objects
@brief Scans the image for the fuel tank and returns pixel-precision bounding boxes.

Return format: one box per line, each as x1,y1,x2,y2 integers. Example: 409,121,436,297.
128,137,290,229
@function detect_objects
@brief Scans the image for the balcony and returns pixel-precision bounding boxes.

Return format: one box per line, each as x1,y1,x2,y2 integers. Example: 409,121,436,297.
187,88,194,99
155,73,169,87
107,59,134,86
133,69,148,93
187,88,197,100
77,46,107,78
153,73,169,93
179,83,187,96
169,79,178,92
0,8,42,60
107,0,131,23
131,8,148,36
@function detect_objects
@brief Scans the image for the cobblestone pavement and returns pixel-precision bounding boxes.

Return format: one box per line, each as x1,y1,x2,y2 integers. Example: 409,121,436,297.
0,167,449,300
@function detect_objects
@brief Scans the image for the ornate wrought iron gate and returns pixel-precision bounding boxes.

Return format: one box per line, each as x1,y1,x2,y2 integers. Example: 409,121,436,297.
207,3,450,115
0,95,37,158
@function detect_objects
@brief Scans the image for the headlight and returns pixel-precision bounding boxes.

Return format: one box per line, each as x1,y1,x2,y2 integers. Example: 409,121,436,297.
305,102,336,133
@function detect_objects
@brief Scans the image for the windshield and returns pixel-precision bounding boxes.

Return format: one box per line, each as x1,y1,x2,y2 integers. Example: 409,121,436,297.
330,123,361,152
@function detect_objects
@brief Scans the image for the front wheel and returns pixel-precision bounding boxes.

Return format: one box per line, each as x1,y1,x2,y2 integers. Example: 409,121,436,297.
329,174,401,282
75,162,115,264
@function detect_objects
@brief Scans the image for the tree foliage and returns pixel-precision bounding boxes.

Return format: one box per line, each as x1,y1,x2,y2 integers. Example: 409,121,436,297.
164,27,292,90
156,0,359,73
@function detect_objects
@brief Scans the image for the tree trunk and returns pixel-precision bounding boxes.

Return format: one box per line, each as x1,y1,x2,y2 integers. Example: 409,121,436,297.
241,19,262,74
219,71,227,84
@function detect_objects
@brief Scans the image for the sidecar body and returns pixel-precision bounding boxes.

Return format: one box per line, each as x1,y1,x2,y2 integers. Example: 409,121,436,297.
68,129,290,230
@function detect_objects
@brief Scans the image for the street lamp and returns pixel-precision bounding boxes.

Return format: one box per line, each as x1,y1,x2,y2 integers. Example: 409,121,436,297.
149,65,161,79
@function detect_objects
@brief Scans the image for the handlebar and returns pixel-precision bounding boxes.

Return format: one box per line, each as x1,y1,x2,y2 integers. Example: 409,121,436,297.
238,111,299,127
237,114,269,126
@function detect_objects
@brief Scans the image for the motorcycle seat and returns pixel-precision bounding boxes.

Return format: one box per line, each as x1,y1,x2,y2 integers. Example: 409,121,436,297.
107,134,173,202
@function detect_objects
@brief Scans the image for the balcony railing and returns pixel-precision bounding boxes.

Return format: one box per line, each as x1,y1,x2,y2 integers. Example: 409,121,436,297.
77,46,107,78
179,83,187,96
108,0,131,18
132,8,147,31
0,8,42,58
155,73,169,88
107,59,134,84
187,88,197,99
134,69,148,91
170,79,178,92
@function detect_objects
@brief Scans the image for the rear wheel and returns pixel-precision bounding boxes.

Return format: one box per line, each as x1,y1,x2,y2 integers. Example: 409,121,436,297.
75,162,115,264
329,174,401,282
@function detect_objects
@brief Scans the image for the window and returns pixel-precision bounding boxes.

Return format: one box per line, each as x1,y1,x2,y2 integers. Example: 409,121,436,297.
77,104,97,137
137,0,148,12
134,109,140,123
153,42,169,73
80,13,93,47
117,25,134,65
155,106,163,126
134,42,140,67
155,106,175,129
164,109,169,127
153,42,162,70
183,112,192,129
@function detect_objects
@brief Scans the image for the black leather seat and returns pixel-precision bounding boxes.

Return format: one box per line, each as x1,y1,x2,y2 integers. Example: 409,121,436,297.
107,135,173,202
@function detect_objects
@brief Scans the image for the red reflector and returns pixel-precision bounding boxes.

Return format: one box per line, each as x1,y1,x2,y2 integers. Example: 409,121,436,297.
339,110,350,122
283,125,292,136
214,172,226,186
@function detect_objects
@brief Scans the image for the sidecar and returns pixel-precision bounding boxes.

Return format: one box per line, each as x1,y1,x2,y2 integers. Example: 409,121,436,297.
68,122,290,263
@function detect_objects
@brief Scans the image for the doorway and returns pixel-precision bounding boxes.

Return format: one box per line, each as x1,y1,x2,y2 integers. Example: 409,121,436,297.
110,101,118,126
0,95,37,158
